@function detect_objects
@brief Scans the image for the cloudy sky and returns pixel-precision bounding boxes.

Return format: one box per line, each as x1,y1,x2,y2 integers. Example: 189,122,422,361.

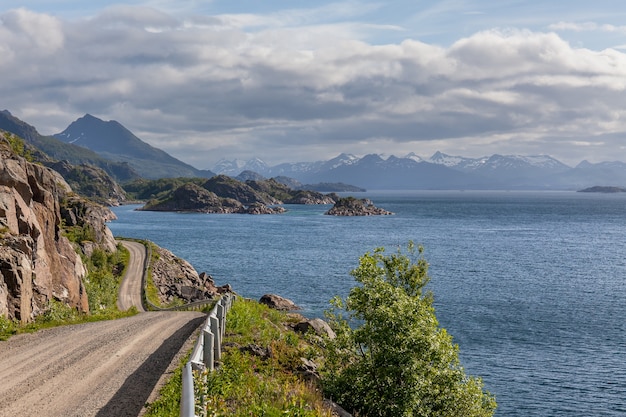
2,1,626,169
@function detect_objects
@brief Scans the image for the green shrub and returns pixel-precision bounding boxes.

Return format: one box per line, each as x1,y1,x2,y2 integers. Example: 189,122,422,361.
0,316,19,341
323,243,496,417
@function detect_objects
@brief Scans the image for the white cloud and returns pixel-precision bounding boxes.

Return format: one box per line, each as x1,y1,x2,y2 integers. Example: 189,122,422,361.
549,21,626,34
2,6,626,167
0,8,64,65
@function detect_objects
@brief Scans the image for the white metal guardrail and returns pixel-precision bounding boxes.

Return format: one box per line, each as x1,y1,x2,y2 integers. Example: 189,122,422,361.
180,293,234,417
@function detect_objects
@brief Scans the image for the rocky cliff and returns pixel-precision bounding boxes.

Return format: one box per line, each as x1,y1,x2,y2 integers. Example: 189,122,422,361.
0,137,116,323
150,245,231,305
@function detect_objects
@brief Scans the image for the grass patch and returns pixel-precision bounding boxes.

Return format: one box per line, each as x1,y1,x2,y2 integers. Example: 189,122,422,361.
84,244,130,314
198,298,333,417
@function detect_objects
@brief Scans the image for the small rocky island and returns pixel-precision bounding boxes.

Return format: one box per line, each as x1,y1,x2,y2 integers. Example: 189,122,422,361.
578,186,626,193
325,196,393,216
136,175,336,214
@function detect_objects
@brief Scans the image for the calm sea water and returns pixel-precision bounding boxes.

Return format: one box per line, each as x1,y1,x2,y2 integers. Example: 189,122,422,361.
109,191,626,416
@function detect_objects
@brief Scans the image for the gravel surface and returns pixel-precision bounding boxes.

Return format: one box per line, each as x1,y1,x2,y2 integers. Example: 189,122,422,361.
117,241,148,312
0,240,206,417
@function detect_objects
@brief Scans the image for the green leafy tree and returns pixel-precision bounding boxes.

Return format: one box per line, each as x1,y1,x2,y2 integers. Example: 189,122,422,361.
323,243,496,417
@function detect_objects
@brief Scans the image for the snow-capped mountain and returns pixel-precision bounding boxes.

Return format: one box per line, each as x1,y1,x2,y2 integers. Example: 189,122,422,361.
404,152,425,163
214,158,270,177
212,151,626,190
428,151,489,171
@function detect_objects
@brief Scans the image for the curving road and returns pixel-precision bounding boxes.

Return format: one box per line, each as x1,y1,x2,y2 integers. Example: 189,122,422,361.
0,241,204,417
117,241,147,312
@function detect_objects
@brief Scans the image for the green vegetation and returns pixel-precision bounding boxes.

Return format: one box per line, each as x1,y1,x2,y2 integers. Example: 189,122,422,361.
0,316,18,341
123,177,206,201
143,244,496,416
27,134,138,182
198,298,332,417
144,241,161,308
1,131,34,161
323,243,497,417
62,221,97,244
84,244,129,313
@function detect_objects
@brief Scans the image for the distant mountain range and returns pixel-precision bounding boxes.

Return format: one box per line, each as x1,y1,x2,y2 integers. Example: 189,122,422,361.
2,109,625,190
213,152,626,190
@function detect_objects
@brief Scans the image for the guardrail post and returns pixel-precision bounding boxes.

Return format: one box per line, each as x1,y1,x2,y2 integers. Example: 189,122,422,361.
180,362,195,417
209,315,221,362
203,329,215,371
216,303,226,338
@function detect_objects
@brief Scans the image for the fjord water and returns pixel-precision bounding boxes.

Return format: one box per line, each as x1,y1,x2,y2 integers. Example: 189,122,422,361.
109,191,626,416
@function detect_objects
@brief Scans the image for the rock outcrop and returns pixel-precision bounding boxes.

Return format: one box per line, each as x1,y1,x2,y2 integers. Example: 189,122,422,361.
237,202,286,214
60,196,118,254
0,140,89,322
204,175,280,205
284,190,336,205
259,294,301,311
140,182,286,215
294,318,336,339
325,196,393,216
150,245,230,305
140,183,244,213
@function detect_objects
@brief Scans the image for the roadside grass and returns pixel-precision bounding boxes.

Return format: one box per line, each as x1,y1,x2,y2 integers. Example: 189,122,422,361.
143,298,333,417
0,243,136,341
143,351,192,417
199,298,333,417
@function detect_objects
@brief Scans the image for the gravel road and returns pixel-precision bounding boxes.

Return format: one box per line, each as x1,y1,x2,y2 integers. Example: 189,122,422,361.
117,241,148,312
0,241,205,417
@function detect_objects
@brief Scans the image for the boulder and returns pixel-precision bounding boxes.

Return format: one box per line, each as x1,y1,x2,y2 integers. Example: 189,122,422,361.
297,357,320,383
294,318,336,339
240,343,272,360
323,399,353,417
259,294,301,311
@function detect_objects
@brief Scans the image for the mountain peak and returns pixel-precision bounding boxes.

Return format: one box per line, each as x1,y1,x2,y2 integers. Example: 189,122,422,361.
404,152,424,162
54,115,208,179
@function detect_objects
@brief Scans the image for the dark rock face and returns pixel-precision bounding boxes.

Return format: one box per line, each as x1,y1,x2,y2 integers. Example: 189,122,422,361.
0,141,90,322
259,294,301,311
325,197,393,216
